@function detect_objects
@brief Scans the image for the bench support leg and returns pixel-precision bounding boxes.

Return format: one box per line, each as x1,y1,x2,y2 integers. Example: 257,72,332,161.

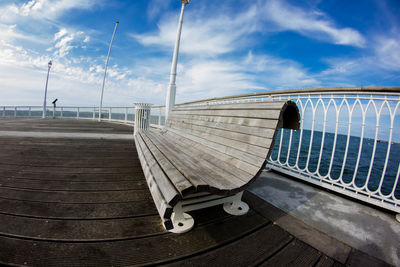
223,191,249,216
170,202,194,234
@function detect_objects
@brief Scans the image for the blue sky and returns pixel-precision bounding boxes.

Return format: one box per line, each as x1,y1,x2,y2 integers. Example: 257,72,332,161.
0,0,399,107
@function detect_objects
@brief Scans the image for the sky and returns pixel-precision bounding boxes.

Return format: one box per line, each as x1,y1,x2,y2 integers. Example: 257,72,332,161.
0,0,399,107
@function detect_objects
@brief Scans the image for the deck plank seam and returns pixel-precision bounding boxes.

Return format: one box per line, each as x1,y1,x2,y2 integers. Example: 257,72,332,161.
146,221,272,267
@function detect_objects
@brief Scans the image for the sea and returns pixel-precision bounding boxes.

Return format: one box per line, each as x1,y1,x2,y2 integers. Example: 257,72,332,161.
270,128,400,199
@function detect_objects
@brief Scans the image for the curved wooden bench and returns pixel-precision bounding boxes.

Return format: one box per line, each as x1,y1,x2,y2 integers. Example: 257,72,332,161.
134,101,300,233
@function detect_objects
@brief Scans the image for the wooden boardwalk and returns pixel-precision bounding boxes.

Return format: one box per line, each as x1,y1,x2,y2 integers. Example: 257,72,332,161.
0,118,343,266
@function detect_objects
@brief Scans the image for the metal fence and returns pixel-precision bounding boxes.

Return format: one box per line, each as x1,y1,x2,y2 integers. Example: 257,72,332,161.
0,105,167,126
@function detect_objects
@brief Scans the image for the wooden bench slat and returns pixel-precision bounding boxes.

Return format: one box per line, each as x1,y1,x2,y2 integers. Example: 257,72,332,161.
170,113,280,129
171,108,281,119
142,131,211,192
167,120,270,159
168,114,278,138
166,127,265,170
174,101,288,111
134,134,173,230
146,131,244,193
163,130,255,179
159,130,251,185
167,117,273,147
135,133,180,206
138,132,195,196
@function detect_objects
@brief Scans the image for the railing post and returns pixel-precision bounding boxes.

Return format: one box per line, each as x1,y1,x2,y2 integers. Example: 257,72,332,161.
52,105,55,119
125,107,128,122
109,108,112,120
134,103,151,135
158,107,162,126
77,108,80,119
14,107,17,117
2,107,5,117
28,107,31,117
61,107,63,118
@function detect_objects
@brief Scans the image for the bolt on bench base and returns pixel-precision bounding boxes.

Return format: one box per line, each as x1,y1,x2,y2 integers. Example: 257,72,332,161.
169,191,249,234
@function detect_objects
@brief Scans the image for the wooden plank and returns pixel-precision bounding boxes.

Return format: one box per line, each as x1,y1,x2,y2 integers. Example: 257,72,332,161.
0,164,138,174
141,132,210,192
169,113,279,129
163,130,254,179
0,210,267,266
0,187,150,203
168,119,275,148
135,133,180,206
173,101,287,111
0,198,158,219
165,130,260,175
165,224,292,267
315,256,336,267
0,171,144,182
0,179,146,191
137,132,195,195
171,108,281,119
166,121,270,160
146,131,235,192
157,130,251,186
0,213,166,241
260,239,321,267
168,113,278,137
134,134,174,225
166,127,265,170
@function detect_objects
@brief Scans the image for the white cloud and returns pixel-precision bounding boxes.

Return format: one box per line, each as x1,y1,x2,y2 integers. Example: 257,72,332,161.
147,0,172,20
54,28,68,41
134,6,258,57
375,35,400,71
319,32,400,83
0,0,99,22
262,0,366,47
0,23,44,43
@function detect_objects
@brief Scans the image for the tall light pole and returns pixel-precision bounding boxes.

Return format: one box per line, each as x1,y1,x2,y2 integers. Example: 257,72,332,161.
165,0,190,120
42,60,52,119
99,20,119,122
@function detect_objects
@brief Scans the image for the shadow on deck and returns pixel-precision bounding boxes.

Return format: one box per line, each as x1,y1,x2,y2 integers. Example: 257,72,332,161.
0,118,388,266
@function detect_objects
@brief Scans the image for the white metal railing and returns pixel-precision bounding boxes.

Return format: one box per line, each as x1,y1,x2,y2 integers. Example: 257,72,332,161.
171,87,400,213
0,105,166,127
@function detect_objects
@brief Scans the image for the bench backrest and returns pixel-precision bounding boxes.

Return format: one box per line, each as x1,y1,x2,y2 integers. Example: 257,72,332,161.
165,101,300,188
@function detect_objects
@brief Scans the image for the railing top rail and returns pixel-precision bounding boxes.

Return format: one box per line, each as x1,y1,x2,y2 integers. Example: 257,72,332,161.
0,106,135,109
175,86,400,107
1,106,43,108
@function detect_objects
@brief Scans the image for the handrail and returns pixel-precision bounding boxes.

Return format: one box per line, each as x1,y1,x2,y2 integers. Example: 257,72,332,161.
175,86,400,106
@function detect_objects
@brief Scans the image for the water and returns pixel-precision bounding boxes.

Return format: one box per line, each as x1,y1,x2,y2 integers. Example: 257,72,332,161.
270,129,400,199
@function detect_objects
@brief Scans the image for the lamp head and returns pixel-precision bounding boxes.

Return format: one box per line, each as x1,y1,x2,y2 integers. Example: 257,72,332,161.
48,60,52,68
181,0,190,4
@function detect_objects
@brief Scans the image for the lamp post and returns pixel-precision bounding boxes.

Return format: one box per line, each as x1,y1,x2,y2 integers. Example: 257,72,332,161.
165,0,190,120
99,20,119,122
42,60,52,118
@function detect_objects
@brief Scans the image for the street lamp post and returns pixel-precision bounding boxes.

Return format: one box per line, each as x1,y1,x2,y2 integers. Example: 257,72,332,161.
99,20,119,122
165,0,190,120
42,60,52,119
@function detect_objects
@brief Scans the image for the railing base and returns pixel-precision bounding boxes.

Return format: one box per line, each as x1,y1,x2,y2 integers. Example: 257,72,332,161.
396,214,400,223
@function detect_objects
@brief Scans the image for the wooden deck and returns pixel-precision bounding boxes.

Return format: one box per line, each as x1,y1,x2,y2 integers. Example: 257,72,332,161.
0,118,343,266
